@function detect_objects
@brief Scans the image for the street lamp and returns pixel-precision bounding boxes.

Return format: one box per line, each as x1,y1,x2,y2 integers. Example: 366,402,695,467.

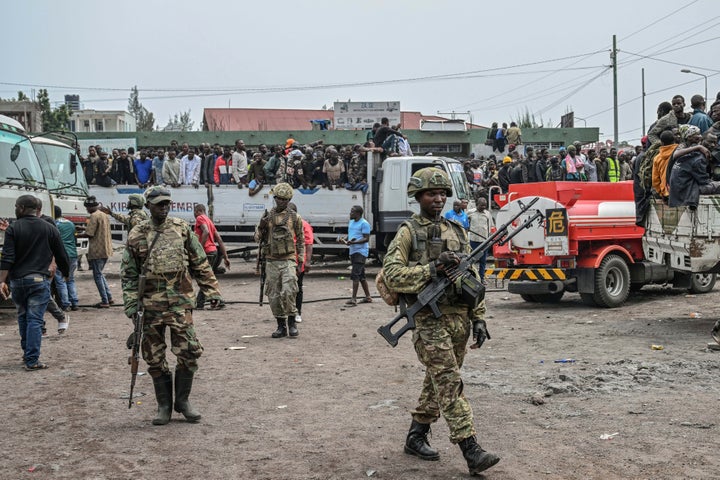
680,69,708,106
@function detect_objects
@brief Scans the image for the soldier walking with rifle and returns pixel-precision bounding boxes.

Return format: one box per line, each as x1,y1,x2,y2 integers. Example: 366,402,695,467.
381,167,501,475
254,183,305,338
121,186,222,425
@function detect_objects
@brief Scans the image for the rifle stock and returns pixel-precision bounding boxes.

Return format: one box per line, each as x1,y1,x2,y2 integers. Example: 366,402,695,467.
128,273,146,409
377,197,542,347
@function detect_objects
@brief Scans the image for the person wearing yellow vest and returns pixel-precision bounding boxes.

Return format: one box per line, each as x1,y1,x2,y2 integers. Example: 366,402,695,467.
605,147,621,182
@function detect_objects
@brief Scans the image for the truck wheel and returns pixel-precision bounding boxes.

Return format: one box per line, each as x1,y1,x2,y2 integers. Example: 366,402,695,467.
520,294,538,303
533,292,565,303
689,273,717,294
592,254,630,308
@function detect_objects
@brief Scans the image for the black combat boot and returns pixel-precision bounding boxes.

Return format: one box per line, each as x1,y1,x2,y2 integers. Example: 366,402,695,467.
174,369,201,422
271,318,287,338
287,316,299,337
151,373,173,426
458,436,500,475
404,420,440,461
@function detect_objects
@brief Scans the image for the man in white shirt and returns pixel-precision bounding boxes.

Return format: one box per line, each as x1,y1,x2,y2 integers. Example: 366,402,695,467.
467,197,494,284
179,147,201,186
232,139,249,187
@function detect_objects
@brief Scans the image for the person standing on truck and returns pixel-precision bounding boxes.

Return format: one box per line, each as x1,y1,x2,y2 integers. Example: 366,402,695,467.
162,149,182,188
180,147,201,187
668,125,720,208
382,167,499,475
100,194,149,231
648,95,692,145
232,140,248,187
152,148,165,186
255,183,304,338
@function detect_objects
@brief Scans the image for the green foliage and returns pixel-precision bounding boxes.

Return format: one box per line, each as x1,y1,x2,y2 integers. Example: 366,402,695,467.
164,110,194,132
128,86,156,131
512,107,545,129
37,89,71,132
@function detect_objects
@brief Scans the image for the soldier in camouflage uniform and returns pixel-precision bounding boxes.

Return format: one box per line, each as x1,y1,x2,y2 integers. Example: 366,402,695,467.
255,183,305,338
100,194,149,230
383,167,500,475
121,186,221,426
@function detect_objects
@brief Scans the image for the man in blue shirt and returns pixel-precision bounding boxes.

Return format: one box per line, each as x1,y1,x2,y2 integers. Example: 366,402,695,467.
688,94,713,133
444,200,469,229
134,150,154,187
341,205,372,305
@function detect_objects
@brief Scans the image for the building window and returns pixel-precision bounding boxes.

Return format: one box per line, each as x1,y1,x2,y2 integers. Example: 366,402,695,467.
70,120,76,132
96,120,104,132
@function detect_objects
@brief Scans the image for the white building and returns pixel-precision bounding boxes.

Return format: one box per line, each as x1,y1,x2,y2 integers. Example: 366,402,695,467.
70,109,136,133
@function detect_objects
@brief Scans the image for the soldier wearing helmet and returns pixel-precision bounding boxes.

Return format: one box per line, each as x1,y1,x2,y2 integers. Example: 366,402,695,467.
382,167,499,475
99,194,149,231
255,182,305,338
121,185,222,426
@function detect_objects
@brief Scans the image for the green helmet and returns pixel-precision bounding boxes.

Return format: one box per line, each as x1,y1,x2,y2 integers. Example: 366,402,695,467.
407,167,453,198
270,182,294,200
127,194,145,209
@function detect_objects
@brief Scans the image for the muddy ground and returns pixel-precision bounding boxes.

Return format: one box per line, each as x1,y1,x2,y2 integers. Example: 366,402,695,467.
1,252,719,480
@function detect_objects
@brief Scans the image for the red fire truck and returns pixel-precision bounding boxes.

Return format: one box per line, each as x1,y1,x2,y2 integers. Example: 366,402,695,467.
487,181,715,307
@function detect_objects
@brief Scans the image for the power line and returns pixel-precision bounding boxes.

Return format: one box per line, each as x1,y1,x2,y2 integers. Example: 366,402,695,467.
618,1,699,42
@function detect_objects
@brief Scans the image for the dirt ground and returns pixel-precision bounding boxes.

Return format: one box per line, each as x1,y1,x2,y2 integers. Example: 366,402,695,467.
1,252,720,480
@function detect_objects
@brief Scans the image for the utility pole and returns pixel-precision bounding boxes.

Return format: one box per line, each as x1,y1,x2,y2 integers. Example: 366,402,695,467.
612,34,618,145
641,68,646,136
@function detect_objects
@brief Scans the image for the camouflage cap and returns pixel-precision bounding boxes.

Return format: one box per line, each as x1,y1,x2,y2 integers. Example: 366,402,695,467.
407,167,453,198
144,186,172,204
270,182,294,200
127,194,145,209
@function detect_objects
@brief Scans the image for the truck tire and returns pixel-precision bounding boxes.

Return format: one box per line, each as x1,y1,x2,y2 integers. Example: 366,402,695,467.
592,254,630,308
689,273,717,294
520,294,538,303
533,292,565,303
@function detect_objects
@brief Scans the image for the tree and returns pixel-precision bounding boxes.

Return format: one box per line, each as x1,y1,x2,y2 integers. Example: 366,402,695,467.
164,109,195,132
37,89,71,132
17,91,28,101
512,107,545,129
128,86,156,131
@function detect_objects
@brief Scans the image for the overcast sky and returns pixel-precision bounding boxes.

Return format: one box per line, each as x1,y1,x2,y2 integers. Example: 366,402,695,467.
6,0,717,143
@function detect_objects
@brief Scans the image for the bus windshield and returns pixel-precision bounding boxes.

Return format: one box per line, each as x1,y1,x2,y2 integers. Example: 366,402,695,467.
33,140,88,196
445,161,470,200
0,129,46,187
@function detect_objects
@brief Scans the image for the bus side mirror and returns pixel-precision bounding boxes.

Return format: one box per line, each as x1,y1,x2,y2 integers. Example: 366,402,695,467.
70,153,77,174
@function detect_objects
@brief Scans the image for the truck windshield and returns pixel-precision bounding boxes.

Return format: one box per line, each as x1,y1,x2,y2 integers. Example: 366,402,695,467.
33,141,89,196
446,162,470,200
0,129,46,186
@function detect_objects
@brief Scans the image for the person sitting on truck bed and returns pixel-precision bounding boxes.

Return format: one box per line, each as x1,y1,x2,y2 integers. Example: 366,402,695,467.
668,125,720,208
323,148,345,190
651,130,679,199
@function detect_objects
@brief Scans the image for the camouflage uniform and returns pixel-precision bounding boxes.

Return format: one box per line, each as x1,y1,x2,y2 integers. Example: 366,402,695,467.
121,216,220,375
382,167,499,474
108,194,149,230
255,183,305,337
384,214,484,443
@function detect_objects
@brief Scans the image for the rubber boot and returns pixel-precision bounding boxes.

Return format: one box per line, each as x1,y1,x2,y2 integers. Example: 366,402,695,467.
151,373,173,426
404,420,440,461
174,369,202,422
288,315,299,337
458,436,500,475
271,318,287,338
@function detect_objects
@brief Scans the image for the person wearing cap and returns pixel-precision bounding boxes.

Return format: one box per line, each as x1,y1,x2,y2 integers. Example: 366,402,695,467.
100,194,149,231
497,156,513,193
255,183,305,338
382,167,499,475
669,125,720,208
77,196,114,308
121,186,222,425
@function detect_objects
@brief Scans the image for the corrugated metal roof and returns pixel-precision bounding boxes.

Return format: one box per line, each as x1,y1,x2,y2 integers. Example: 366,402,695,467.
203,108,484,131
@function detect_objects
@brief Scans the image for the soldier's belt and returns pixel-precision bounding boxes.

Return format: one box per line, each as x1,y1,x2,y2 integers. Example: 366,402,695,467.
485,268,566,281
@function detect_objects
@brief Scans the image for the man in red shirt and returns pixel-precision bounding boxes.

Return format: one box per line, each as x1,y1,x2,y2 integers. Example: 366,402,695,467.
295,213,314,323
193,204,229,309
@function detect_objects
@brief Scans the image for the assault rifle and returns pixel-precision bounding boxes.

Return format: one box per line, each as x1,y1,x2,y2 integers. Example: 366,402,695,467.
257,210,268,306
128,273,146,409
378,197,543,347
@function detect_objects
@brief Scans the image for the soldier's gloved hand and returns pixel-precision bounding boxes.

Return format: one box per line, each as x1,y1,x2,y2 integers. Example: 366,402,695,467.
471,319,490,350
126,333,136,350
434,251,460,276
